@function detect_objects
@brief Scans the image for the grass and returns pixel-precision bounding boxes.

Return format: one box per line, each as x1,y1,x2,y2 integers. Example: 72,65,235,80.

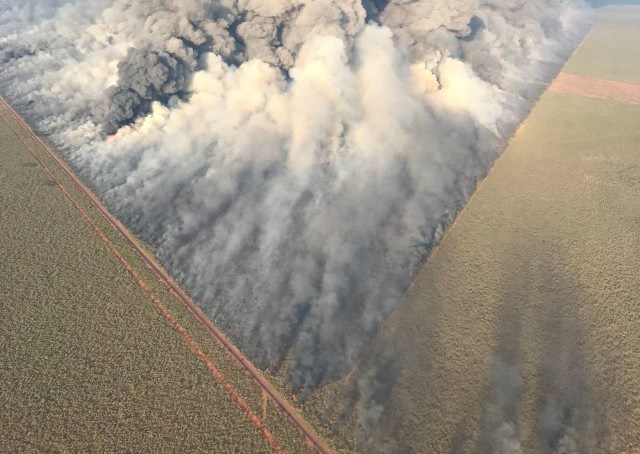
0,103,313,452
302,7,640,453
564,6,640,84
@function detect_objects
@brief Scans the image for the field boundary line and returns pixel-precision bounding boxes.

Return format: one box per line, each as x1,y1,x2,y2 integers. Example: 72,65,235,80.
403,24,597,295
0,98,331,454
340,23,597,383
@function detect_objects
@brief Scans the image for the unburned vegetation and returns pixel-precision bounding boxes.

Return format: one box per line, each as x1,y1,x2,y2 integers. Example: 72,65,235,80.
0,103,313,452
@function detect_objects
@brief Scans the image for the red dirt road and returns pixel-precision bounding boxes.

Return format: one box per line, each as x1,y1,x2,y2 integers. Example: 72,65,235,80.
550,72,640,105
0,97,332,454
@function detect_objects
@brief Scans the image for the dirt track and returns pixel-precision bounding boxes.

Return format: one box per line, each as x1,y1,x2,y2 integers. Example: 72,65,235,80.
550,71,640,104
0,96,332,454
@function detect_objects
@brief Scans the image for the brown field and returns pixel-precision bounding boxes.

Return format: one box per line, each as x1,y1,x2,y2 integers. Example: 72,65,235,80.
303,6,640,453
0,100,319,451
550,72,640,105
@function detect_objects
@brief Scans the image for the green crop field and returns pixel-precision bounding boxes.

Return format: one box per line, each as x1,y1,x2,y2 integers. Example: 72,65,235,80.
303,6,640,453
0,103,312,452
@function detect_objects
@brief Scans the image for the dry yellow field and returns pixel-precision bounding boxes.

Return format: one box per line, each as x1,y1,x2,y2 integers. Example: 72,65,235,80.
305,6,640,453
0,101,313,452
565,6,640,84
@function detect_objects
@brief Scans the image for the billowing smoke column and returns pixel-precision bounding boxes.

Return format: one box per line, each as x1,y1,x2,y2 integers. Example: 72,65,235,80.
0,0,591,389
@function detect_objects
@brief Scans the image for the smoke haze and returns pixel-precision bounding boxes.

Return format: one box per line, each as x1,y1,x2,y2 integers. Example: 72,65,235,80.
0,0,592,390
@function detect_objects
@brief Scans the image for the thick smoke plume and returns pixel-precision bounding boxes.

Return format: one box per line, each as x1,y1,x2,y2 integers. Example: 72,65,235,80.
0,0,591,389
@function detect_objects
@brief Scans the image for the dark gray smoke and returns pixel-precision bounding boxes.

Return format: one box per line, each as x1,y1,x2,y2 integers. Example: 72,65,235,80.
101,48,196,132
0,0,593,391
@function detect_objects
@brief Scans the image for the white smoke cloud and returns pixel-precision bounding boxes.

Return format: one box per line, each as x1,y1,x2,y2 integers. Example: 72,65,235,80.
0,0,593,390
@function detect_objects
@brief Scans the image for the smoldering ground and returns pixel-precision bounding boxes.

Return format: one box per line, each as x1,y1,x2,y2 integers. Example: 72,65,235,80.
0,0,592,395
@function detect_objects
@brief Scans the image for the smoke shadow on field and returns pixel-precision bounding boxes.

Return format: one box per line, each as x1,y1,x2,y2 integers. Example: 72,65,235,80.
444,247,609,454
311,239,612,453
533,268,610,454
475,302,524,454
474,250,609,454
338,257,469,453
